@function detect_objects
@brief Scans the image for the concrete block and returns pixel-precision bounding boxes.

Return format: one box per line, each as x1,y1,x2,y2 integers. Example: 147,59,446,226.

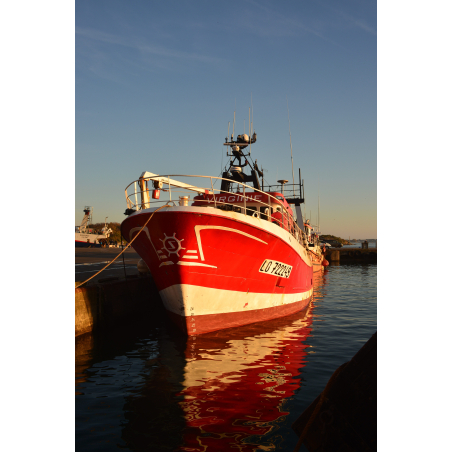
330,250,340,261
75,275,163,337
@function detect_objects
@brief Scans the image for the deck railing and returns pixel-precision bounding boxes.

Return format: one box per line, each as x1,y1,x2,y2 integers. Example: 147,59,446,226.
124,174,307,247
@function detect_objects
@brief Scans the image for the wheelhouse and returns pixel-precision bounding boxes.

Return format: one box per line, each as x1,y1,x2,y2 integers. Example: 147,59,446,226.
192,191,294,231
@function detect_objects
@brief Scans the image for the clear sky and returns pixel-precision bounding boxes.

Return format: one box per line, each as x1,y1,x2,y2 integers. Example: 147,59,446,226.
75,0,377,239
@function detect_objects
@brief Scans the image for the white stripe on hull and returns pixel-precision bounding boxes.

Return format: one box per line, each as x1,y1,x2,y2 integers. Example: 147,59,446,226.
75,232,107,242
159,284,313,317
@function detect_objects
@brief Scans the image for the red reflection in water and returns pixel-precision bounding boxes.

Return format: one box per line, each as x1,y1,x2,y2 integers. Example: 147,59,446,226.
177,271,325,451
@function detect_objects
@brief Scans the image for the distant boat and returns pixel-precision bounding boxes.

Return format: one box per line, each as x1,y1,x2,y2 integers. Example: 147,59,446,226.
121,117,324,335
75,207,112,248
305,221,329,272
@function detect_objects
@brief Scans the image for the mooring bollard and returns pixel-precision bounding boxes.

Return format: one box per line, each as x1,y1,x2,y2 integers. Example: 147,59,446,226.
330,250,340,262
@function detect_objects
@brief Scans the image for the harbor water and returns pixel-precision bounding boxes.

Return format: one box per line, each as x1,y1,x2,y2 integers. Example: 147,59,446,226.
75,262,377,451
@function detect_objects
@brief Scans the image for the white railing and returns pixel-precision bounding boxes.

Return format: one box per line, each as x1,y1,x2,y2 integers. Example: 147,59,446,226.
124,174,307,246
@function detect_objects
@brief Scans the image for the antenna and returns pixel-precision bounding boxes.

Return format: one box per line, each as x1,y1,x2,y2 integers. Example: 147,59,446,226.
251,92,253,134
318,179,320,234
287,98,295,186
318,194,320,234
249,106,251,156
233,109,235,139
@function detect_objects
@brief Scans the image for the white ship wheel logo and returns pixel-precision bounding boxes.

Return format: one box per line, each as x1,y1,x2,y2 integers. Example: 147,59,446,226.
160,233,185,257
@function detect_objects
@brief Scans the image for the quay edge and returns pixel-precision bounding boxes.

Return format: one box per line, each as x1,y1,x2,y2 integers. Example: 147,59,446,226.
292,332,377,451
75,275,161,337
326,247,377,263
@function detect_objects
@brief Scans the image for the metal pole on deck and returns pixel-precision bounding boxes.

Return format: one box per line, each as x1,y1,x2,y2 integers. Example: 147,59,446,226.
134,183,138,210
211,177,216,208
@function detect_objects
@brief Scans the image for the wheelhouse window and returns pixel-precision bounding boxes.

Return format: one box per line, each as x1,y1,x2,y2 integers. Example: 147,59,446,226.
246,206,257,216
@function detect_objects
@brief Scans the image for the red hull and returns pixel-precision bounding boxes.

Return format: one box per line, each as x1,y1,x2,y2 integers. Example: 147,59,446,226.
121,206,313,334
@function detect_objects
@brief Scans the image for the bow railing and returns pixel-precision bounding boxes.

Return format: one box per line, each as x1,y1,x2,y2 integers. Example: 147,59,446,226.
124,174,307,247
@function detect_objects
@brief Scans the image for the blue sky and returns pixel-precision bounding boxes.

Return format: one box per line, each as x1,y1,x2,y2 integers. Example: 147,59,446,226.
76,0,377,239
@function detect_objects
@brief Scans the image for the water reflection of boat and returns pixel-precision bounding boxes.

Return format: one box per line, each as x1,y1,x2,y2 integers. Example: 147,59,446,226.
176,304,314,451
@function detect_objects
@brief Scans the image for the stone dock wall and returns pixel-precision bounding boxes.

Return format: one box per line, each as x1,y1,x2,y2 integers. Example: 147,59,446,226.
75,275,160,337
326,247,377,263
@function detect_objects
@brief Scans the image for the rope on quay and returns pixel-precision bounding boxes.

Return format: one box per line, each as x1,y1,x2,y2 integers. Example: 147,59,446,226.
75,203,170,289
292,361,349,452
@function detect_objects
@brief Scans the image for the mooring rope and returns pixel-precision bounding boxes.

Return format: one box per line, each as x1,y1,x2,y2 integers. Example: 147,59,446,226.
292,361,349,452
75,203,170,289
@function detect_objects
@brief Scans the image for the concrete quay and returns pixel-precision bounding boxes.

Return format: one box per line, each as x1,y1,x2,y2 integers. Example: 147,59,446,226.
75,247,141,284
325,247,377,263
292,332,377,451
75,273,161,337
75,247,159,337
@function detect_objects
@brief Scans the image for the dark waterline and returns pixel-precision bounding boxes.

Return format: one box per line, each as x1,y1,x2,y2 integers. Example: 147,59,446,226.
75,263,376,451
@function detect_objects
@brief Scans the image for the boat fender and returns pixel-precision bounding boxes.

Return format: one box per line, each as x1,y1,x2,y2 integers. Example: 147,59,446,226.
322,259,329,267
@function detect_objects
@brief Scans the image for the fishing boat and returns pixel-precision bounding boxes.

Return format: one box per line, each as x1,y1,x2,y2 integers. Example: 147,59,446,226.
304,220,329,272
75,207,112,247
121,121,316,335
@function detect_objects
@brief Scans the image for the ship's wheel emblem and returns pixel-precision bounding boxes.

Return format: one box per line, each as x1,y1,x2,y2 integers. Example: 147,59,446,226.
160,233,185,257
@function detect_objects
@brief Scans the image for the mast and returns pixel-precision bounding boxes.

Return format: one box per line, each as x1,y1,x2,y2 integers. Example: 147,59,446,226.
287,99,295,186
318,182,320,234
221,111,260,193
232,110,235,138
80,207,92,233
